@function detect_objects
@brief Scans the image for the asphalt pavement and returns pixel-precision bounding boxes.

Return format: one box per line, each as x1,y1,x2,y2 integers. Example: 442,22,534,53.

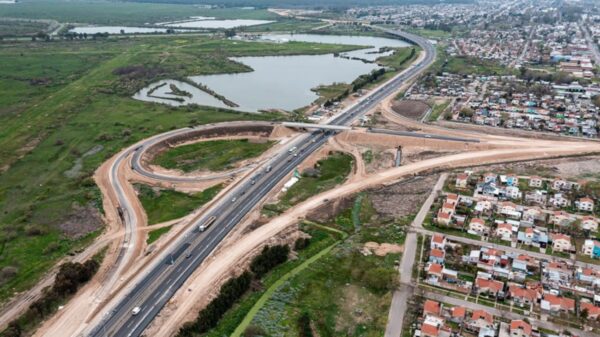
89,28,436,337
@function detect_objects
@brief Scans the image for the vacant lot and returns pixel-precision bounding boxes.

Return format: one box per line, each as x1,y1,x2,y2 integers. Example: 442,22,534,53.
263,152,354,215
391,100,430,120
153,139,274,173
0,35,359,303
135,184,223,225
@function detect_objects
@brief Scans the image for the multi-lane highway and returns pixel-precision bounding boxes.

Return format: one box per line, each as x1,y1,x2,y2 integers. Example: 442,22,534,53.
89,29,436,337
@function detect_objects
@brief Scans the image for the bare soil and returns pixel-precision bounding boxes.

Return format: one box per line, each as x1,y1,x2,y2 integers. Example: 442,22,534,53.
391,100,430,120
368,175,439,220
59,203,104,239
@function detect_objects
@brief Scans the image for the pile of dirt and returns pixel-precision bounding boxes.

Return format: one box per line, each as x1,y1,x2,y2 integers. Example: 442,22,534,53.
362,242,404,256
391,100,430,120
368,111,414,131
368,174,439,220
58,203,104,239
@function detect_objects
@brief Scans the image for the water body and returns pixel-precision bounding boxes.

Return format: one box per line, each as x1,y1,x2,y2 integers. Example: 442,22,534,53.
135,34,411,112
69,26,172,34
158,18,273,29
262,34,410,61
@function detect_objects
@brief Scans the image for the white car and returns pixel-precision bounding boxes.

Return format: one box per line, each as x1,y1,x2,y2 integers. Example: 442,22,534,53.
132,307,141,316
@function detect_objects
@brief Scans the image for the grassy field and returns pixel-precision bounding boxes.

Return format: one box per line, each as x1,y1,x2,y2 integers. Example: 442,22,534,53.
200,224,342,337
247,204,400,337
428,100,450,122
444,55,516,76
263,152,354,215
0,19,50,37
0,0,278,26
147,226,173,244
0,35,359,303
135,183,223,225
153,139,274,173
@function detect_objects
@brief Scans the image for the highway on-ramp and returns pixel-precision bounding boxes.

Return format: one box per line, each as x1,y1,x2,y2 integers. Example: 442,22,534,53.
88,29,436,337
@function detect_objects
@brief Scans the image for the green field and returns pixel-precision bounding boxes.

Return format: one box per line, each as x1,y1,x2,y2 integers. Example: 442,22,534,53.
0,19,50,37
0,34,360,303
153,139,274,173
135,183,223,225
147,226,173,244
263,152,354,215
0,0,278,26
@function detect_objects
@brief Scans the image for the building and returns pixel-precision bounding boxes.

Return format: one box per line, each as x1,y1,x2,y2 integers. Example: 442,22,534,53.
431,234,446,250
475,277,504,297
468,310,495,332
550,233,572,252
424,300,441,317
581,301,600,320
581,216,598,232
456,173,469,189
484,173,497,184
508,285,539,306
541,293,575,313
549,193,570,208
576,197,595,212
582,240,600,259
469,218,490,235
437,210,452,226
495,223,513,241
529,176,543,188
510,320,532,337
429,248,446,264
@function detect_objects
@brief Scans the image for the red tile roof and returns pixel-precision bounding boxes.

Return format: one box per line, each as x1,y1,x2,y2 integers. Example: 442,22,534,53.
424,300,441,316
430,249,445,258
510,320,532,336
471,310,493,324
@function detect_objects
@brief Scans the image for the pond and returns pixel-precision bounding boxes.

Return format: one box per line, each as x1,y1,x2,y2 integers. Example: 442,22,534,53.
134,34,411,112
69,26,173,34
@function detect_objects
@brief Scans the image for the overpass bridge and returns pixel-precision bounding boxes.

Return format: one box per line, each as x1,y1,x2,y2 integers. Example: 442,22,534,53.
282,122,351,131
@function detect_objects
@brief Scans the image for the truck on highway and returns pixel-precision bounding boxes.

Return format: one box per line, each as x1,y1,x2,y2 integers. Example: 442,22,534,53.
199,216,217,232
288,146,297,153
132,307,141,316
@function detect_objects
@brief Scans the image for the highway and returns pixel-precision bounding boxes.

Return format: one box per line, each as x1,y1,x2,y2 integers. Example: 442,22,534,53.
368,127,480,143
88,28,436,337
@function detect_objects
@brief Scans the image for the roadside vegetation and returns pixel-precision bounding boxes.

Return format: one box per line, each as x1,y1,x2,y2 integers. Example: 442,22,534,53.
0,35,356,303
0,251,105,337
147,226,173,245
153,139,274,173
263,152,354,215
135,183,223,225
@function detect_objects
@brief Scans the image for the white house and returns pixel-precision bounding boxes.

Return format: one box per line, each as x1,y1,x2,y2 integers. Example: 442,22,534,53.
528,176,543,188
550,233,572,252
495,223,513,241
576,197,594,212
469,218,490,235
582,216,598,232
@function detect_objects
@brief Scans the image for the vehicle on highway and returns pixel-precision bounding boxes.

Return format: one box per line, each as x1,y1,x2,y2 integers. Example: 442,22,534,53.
288,146,297,153
185,253,192,259
231,197,237,203
198,216,216,232
251,179,256,185
132,307,141,316
265,165,272,173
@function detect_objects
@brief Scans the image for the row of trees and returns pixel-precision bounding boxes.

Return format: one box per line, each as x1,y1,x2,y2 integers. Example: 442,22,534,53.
177,244,291,337
2,260,100,337
351,68,386,92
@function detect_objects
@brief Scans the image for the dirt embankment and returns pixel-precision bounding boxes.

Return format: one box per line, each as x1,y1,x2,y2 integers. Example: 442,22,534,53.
391,100,430,120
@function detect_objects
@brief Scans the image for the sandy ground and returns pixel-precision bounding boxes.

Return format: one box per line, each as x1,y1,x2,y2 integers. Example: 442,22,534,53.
363,242,404,256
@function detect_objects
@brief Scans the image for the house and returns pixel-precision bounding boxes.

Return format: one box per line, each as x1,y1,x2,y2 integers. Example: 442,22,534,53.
421,315,450,337
544,262,572,283
456,173,469,189
510,320,532,337
524,190,547,205
475,200,493,213
483,173,497,184
522,207,544,223
449,306,466,323
446,193,459,205
498,201,521,219
431,234,446,250
437,210,452,226
551,178,568,190
429,248,446,264
581,216,598,232
475,277,504,297
441,201,456,214
576,197,594,212
505,174,519,186
550,233,572,252
549,211,574,227
581,301,600,320
504,186,522,200
427,263,444,281
469,218,490,235
549,193,570,208
582,239,600,259
495,223,514,241
541,293,575,313
423,300,441,317
468,310,494,332
529,176,543,188
508,285,539,306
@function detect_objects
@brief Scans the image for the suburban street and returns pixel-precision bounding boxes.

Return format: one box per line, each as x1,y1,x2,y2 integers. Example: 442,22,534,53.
385,173,447,337
88,29,437,337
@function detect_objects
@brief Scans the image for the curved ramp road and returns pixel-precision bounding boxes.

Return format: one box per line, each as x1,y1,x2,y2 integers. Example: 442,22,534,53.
88,29,436,337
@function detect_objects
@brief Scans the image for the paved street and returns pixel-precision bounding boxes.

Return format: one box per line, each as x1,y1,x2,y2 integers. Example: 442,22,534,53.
423,292,595,337
384,173,447,337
